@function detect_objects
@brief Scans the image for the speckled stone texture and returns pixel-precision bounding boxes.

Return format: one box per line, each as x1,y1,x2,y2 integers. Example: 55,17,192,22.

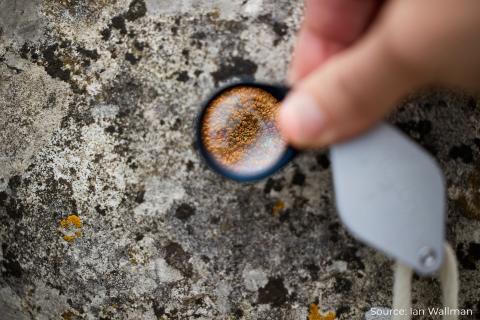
1,1,480,319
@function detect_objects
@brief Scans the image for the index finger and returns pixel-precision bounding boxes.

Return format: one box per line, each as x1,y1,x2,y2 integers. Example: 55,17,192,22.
289,0,382,82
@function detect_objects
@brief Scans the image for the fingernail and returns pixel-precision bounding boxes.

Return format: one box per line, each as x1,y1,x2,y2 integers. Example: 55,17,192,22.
278,92,327,145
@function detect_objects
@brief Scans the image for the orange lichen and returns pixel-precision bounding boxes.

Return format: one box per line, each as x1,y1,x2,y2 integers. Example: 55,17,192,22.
272,200,285,216
59,214,83,242
308,304,336,320
62,235,76,242
60,214,82,228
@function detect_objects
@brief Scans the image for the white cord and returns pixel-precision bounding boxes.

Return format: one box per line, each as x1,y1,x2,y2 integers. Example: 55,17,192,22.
439,244,459,320
392,243,458,320
392,261,413,320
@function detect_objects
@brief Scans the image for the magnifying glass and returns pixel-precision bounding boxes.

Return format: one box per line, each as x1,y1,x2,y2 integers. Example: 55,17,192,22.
195,81,446,275
195,82,297,182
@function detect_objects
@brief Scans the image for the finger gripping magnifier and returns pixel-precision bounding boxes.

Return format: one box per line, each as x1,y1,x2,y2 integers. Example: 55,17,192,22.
195,81,446,275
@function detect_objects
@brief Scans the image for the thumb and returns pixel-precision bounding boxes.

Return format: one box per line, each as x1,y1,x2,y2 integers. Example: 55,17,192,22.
278,31,426,149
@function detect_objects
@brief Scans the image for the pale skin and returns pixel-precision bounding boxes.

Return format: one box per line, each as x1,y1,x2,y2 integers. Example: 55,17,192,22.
278,0,480,148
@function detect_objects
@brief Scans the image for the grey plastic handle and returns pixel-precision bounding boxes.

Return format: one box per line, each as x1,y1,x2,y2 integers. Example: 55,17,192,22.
331,123,445,275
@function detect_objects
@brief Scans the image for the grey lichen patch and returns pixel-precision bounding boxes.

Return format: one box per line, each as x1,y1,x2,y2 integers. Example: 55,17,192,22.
0,0,46,44
41,0,116,23
0,286,30,320
0,62,72,185
243,265,268,292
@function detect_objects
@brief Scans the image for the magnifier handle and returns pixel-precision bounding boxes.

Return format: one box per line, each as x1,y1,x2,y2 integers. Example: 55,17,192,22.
330,122,445,275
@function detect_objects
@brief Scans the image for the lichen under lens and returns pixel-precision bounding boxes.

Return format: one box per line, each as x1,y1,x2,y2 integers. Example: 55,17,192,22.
201,86,287,175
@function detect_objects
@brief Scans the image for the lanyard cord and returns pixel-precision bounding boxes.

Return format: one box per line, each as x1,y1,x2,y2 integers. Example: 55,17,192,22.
392,243,459,320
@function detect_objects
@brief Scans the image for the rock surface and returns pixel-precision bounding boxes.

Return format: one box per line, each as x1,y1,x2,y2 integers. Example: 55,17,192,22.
1,0,480,319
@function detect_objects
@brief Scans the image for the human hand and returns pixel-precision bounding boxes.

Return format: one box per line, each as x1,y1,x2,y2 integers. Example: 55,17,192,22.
278,0,480,148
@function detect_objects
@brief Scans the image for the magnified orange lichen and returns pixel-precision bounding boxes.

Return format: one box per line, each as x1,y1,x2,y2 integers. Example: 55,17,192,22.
59,214,83,242
308,304,336,320
201,86,287,174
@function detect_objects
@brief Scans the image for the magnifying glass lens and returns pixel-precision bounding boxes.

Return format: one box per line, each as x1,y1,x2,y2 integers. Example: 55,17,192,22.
201,86,288,176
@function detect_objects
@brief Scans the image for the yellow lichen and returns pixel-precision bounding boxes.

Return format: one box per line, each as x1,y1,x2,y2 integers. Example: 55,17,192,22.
60,214,82,228
272,200,285,216
62,235,76,242
59,214,83,242
128,250,138,265
308,304,336,320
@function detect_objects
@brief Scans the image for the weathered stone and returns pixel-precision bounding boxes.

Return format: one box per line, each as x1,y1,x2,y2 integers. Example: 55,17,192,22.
1,1,480,319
